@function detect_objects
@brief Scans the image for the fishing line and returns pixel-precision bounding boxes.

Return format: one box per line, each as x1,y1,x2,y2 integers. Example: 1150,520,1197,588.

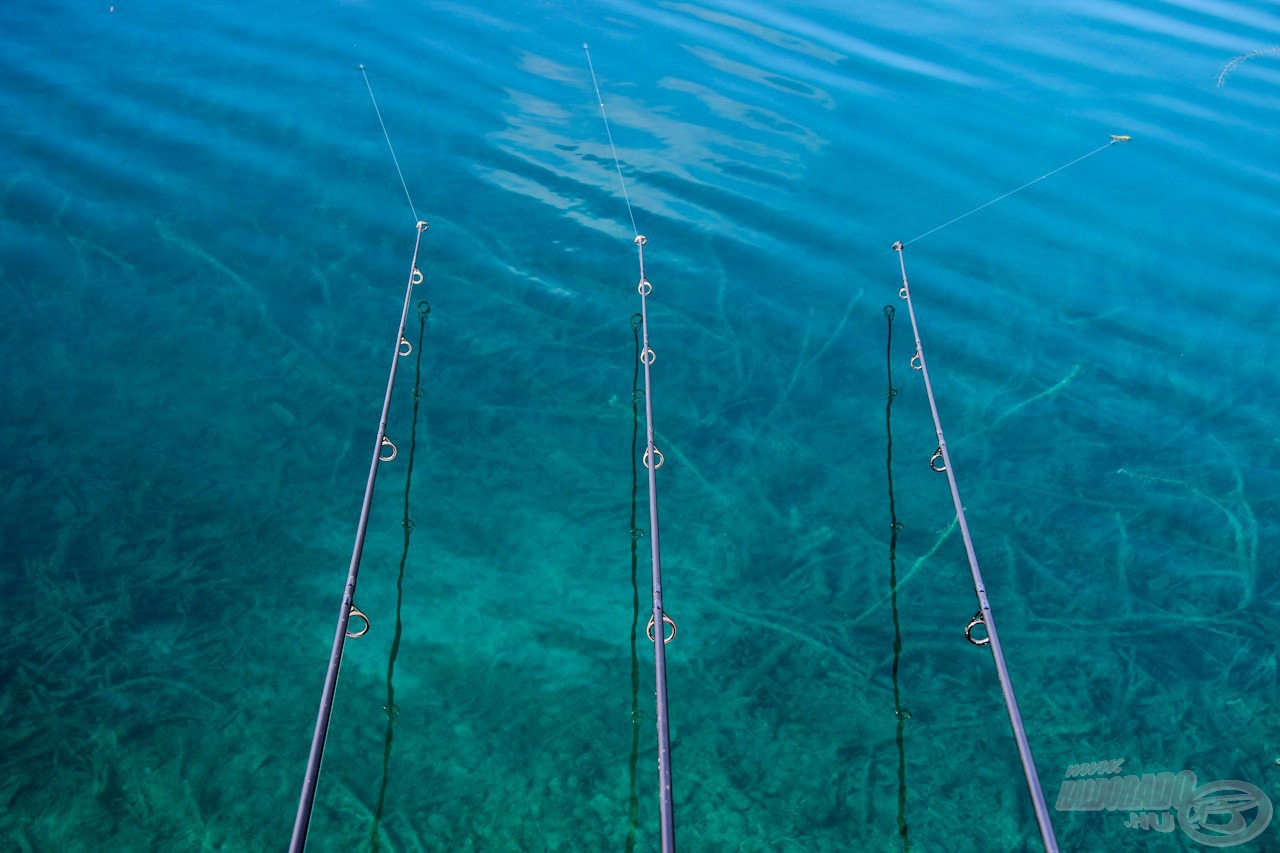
290,66,431,853
1218,45,1280,86
360,64,420,225
584,43,676,853
584,44,639,238
902,136,1129,246
882,304,911,852
891,242,1059,852
370,299,431,852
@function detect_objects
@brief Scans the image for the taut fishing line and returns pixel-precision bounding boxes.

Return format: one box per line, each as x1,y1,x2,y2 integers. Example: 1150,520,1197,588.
361,64,420,224
883,133,1132,853
584,42,677,853
902,136,1129,246
290,66,430,853
882,304,911,852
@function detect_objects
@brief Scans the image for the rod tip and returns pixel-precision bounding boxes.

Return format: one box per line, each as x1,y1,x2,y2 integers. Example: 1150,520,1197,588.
583,42,589,50
892,240,903,252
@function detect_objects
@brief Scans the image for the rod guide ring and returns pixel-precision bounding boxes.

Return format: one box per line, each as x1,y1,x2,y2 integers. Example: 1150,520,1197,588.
965,611,989,646
347,605,370,638
647,614,676,644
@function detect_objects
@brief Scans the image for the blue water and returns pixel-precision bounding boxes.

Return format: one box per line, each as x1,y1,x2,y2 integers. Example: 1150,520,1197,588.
3,1,1279,850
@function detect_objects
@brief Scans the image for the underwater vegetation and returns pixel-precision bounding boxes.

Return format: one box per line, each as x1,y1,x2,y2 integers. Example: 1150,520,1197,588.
3,0,1280,850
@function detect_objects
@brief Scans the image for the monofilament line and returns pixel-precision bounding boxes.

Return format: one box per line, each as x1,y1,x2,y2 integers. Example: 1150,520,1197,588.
1218,45,1280,86
360,64,420,224
903,136,1129,246
584,44,639,237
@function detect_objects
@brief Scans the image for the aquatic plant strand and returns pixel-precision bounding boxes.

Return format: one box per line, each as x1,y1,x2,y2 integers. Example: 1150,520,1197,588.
585,45,676,853
892,242,1059,852
626,312,644,853
903,136,1129,246
370,299,431,852
882,304,911,851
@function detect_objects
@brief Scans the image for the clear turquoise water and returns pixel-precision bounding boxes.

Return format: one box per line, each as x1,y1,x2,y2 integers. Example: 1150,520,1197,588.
2,1,1278,850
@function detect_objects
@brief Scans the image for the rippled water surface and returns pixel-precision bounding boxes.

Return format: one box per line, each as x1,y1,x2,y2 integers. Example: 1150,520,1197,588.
2,1,1279,850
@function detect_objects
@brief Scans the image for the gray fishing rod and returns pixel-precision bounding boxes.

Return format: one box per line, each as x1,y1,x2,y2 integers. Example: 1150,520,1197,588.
892,241,1058,852
290,65,428,852
884,136,1130,850
290,221,428,853
635,233,676,853
585,43,677,852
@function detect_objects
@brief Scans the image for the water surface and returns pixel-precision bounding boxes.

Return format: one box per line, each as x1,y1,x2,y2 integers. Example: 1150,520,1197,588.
2,1,1278,850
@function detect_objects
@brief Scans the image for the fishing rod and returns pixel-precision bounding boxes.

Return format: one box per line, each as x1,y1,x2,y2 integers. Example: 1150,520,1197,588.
585,43,677,853
888,135,1130,852
893,241,1057,851
290,66,428,853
